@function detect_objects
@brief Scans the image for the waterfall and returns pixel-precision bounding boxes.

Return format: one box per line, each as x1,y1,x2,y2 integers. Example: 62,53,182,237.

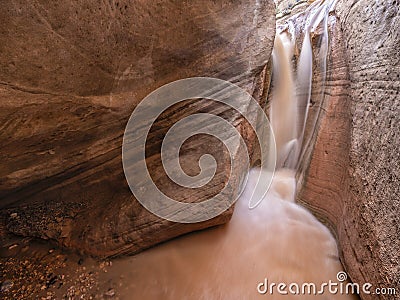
270,33,298,169
271,0,338,170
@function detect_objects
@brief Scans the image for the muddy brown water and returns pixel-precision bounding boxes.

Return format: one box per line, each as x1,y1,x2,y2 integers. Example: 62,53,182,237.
1,169,358,299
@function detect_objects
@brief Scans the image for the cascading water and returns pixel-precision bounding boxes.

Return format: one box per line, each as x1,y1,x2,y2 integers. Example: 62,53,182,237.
271,0,338,169
100,0,358,299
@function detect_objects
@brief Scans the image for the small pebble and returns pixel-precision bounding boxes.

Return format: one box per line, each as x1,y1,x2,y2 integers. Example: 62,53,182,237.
104,288,115,297
8,244,18,250
1,280,14,292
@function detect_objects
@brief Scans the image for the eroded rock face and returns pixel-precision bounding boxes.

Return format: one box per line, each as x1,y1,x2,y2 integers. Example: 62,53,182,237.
297,1,399,298
0,0,276,257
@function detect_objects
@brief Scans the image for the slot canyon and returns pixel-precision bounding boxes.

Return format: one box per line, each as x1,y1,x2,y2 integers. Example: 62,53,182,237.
0,0,398,299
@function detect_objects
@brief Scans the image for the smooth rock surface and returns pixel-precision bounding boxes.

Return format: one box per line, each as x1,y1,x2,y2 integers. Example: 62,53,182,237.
0,0,276,256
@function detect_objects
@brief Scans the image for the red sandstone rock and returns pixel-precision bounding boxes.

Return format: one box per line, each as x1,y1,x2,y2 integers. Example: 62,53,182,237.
296,1,399,299
0,0,276,257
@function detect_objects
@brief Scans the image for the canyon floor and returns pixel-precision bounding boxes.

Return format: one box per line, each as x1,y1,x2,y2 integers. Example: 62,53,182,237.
0,234,122,299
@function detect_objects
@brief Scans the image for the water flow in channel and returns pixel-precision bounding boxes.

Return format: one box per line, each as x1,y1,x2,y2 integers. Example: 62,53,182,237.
103,0,356,299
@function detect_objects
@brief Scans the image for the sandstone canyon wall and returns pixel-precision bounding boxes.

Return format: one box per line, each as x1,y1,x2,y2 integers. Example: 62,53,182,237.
297,1,399,298
0,0,276,257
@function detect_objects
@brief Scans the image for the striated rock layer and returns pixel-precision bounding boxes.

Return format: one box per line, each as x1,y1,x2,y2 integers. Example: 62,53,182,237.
0,0,276,257
297,1,399,298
